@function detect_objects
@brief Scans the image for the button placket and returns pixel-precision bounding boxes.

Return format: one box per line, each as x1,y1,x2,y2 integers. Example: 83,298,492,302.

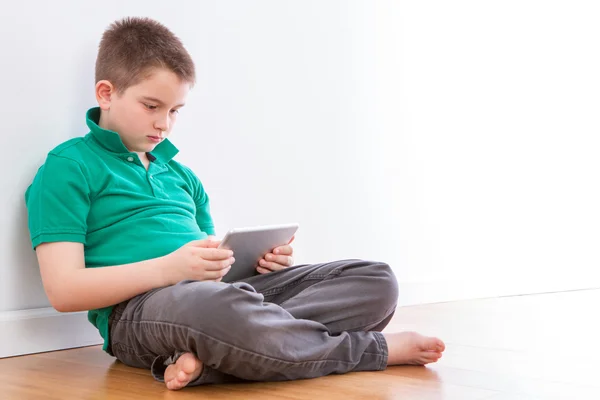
147,165,168,199
147,165,161,197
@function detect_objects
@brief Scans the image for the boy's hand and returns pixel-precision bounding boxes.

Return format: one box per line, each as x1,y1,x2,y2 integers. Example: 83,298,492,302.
257,236,295,274
162,239,235,285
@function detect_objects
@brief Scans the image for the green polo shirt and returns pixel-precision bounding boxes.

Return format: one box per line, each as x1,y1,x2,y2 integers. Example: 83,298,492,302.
25,107,215,352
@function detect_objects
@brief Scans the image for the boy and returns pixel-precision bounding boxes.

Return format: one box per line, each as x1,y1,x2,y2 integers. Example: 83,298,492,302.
25,17,444,390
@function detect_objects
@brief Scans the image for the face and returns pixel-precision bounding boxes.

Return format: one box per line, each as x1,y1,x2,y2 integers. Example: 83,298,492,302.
96,68,190,154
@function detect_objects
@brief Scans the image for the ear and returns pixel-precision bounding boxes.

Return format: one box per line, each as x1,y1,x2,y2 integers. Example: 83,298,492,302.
95,80,115,111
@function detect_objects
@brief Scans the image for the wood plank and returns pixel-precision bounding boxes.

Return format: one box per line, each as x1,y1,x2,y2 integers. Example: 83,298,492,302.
1,289,599,399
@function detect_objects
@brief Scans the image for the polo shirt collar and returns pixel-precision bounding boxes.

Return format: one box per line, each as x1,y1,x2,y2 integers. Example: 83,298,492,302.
85,107,178,164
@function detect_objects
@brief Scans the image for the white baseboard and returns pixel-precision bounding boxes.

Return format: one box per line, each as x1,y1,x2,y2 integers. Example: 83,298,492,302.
0,308,103,358
397,277,600,306
2,278,599,359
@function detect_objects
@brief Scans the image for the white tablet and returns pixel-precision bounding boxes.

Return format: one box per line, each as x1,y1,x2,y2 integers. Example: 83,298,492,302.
218,223,299,283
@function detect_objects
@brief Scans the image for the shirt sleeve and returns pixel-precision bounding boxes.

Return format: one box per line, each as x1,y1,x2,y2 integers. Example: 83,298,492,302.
25,154,91,249
190,172,215,236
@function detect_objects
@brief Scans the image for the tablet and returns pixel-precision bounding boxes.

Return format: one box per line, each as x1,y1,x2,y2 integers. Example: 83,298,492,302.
217,223,299,283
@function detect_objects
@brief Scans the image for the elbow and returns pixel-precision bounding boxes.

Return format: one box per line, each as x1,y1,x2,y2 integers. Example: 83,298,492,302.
52,300,84,313
52,301,73,313
48,296,71,313
46,288,78,313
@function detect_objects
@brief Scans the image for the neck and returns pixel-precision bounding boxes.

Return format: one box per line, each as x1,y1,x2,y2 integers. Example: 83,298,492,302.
98,110,142,157
97,109,112,132
139,152,150,170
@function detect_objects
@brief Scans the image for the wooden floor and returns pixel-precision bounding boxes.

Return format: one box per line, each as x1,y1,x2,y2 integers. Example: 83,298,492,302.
1,289,598,400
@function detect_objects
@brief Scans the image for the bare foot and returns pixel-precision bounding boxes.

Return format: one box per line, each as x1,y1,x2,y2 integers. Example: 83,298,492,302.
383,331,445,366
164,353,203,390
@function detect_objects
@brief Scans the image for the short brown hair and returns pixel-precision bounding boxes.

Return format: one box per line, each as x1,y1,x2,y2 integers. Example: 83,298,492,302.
95,17,195,93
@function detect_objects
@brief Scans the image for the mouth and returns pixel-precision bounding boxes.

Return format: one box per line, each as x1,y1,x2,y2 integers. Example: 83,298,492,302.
147,135,163,143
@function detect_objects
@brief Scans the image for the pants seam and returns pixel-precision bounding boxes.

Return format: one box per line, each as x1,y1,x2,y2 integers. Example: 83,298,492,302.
264,268,343,298
123,319,379,367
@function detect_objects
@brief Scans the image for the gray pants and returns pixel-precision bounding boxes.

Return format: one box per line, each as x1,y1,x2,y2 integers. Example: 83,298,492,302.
107,259,398,385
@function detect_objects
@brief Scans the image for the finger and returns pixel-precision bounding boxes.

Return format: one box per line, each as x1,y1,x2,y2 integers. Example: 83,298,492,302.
256,266,271,274
200,248,234,261
206,239,222,248
205,265,231,280
264,253,293,266
273,245,293,256
288,235,295,244
204,257,235,271
258,259,288,271
186,239,209,247
190,239,221,248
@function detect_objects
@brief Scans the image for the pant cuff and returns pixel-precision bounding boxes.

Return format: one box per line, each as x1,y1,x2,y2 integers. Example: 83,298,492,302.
373,332,389,370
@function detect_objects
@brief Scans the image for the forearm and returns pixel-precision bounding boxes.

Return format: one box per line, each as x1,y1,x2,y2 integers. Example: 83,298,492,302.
53,256,170,312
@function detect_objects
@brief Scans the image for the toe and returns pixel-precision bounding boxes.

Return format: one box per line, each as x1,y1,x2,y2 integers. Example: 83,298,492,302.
421,336,445,353
417,356,433,365
424,351,442,363
421,338,440,352
435,340,446,352
164,353,203,390
166,380,177,390
165,366,187,391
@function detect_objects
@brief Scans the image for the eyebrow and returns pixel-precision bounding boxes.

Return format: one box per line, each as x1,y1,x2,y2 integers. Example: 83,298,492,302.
141,96,185,108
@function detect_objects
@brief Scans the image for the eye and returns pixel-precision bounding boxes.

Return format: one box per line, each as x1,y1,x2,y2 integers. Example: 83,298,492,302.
143,103,157,110
170,109,180,114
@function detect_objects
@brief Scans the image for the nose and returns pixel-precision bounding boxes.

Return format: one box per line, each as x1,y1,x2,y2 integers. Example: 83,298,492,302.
154,113,170,133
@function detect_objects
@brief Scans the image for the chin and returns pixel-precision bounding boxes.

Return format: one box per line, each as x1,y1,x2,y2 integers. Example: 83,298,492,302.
143,142,159,151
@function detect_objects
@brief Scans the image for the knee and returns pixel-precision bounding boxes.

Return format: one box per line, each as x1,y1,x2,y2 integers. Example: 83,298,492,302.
340,260,398,310
370,262,399,312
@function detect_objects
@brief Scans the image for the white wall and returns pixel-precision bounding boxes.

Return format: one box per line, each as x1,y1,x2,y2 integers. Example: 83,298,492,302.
1,0,599,356
374,0,600,301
